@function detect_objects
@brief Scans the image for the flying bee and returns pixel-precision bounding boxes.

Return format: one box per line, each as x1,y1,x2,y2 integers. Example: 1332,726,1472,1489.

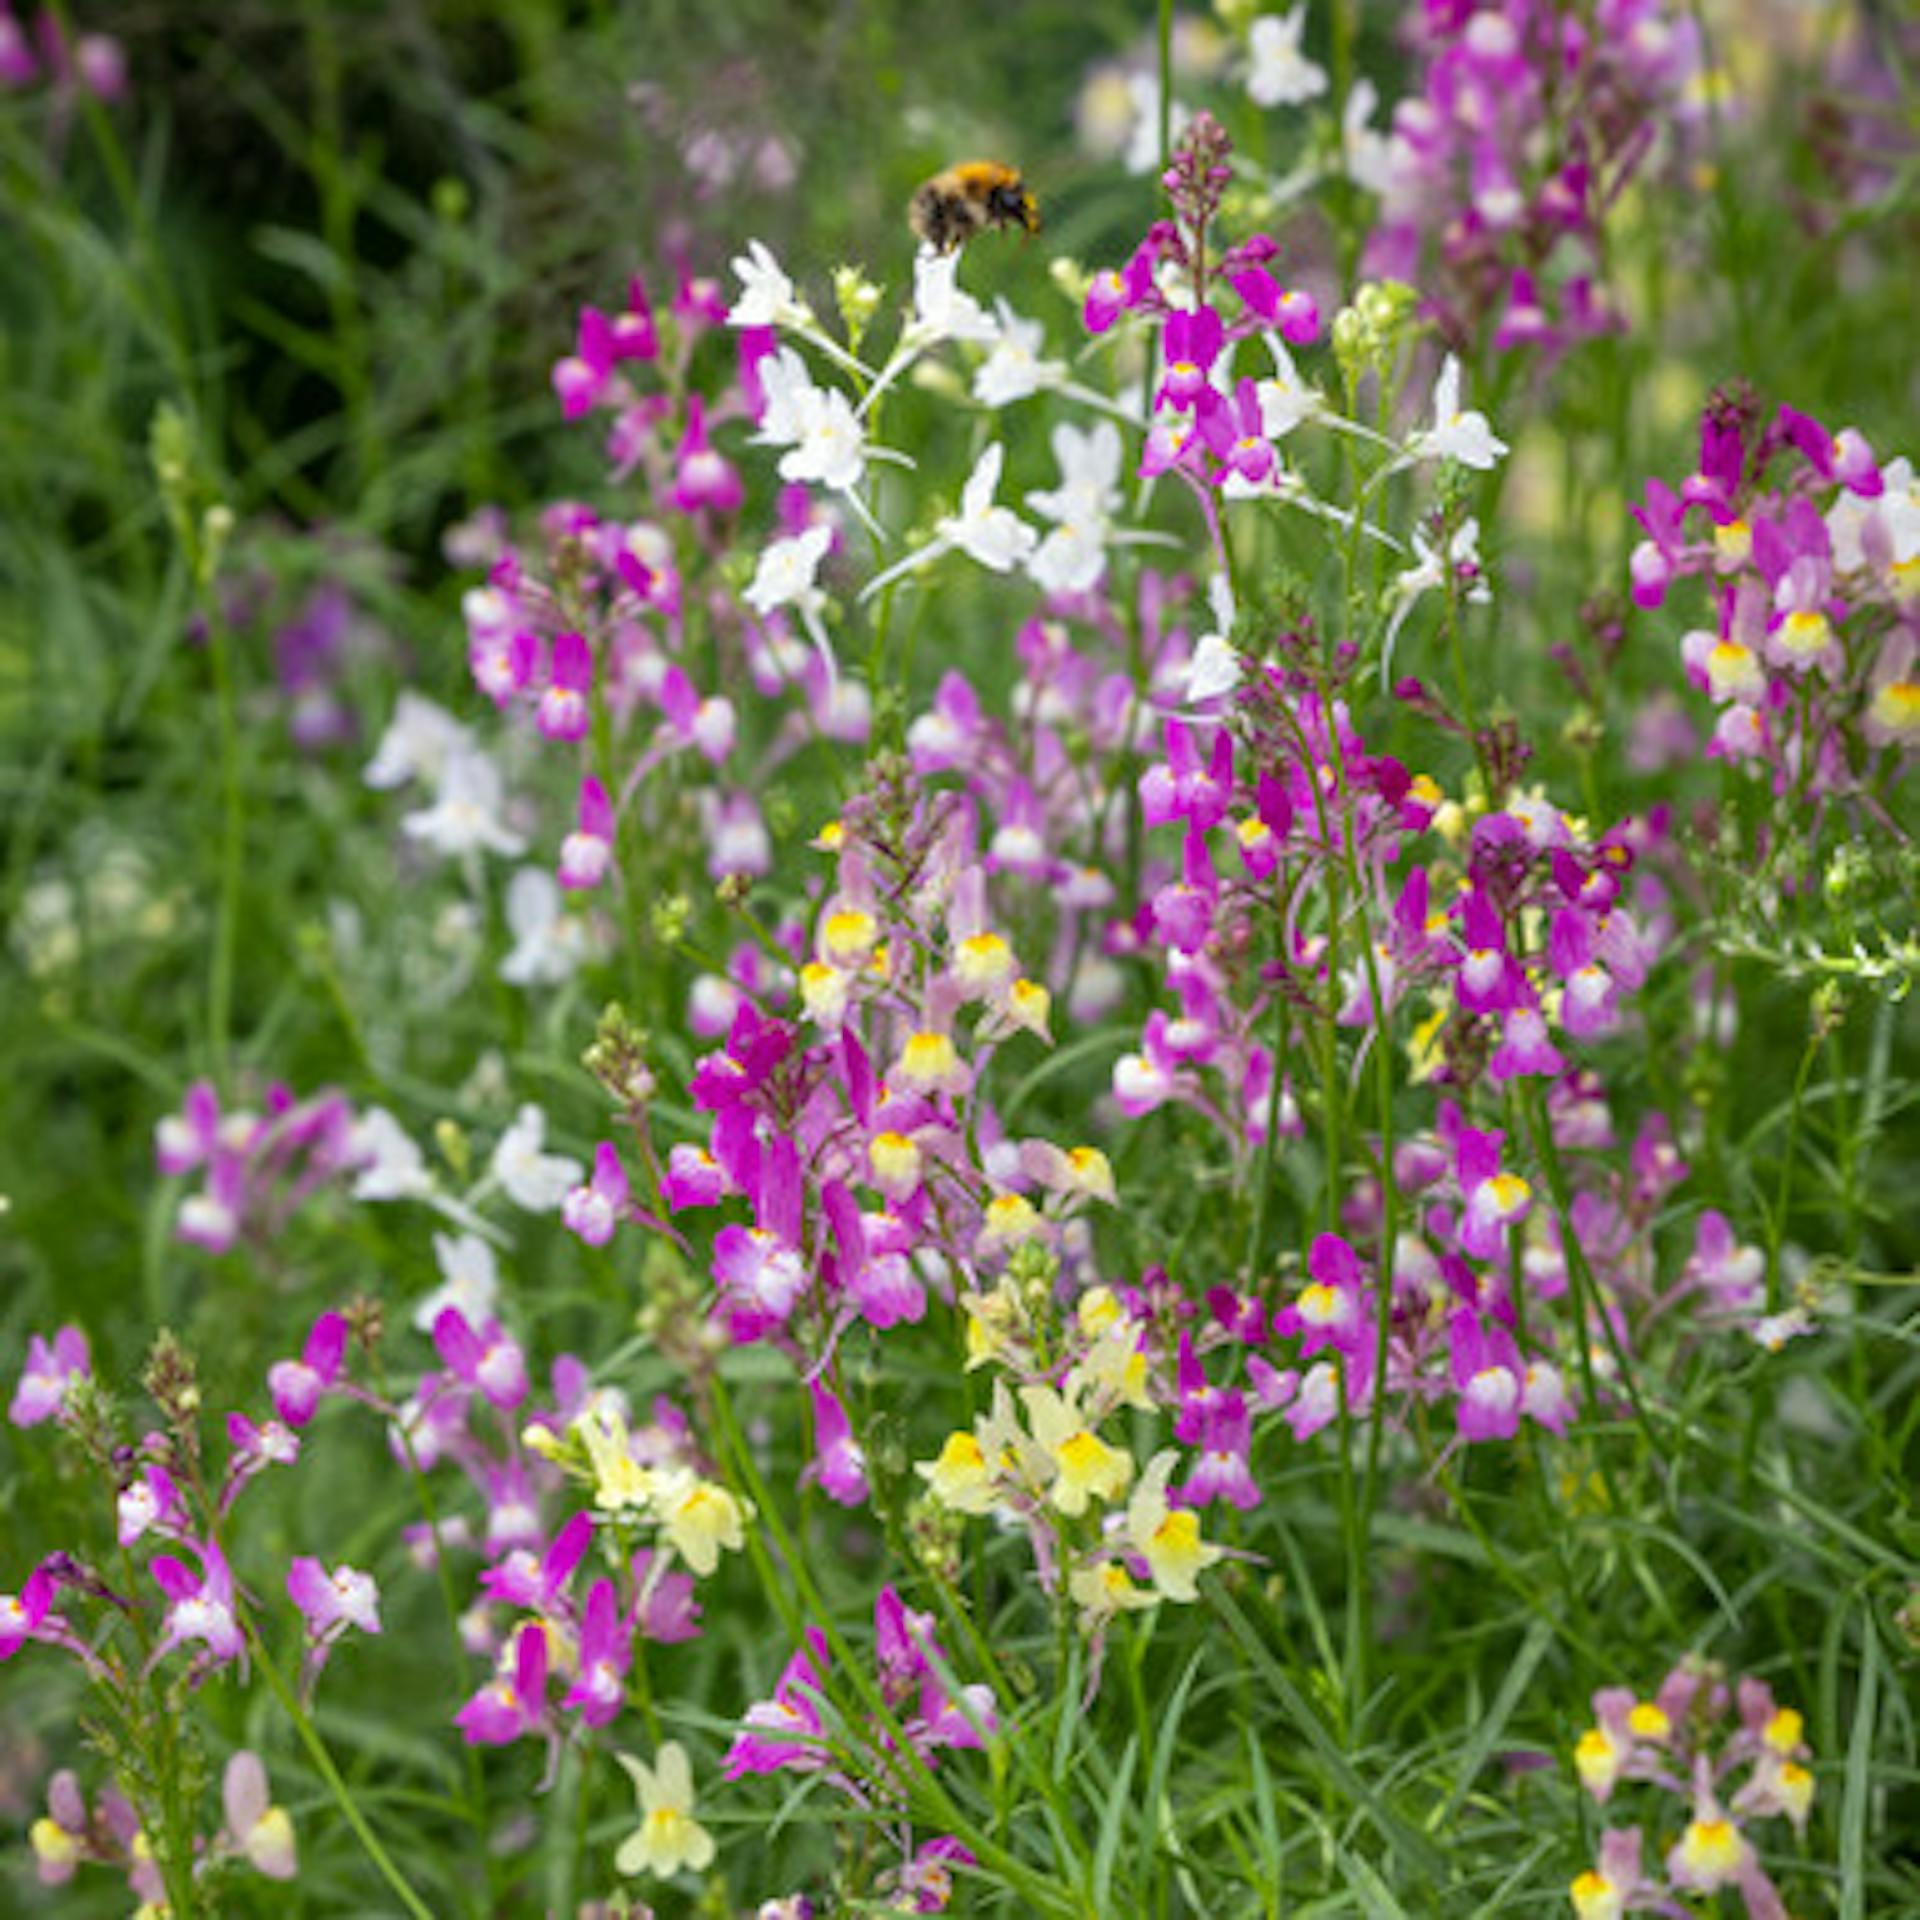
908,161,1039,255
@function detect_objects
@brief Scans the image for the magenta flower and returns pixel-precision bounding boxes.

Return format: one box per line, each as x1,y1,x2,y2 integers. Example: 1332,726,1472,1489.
287,1556,382,1647
432,1308,529,1411
536,630,594,743
267,1311,348,1430
805,1379,870,1508
562,1577,633,1727
1448,1310,1524,1442
480,1511,594,1612
456,1621,549,1746
151,1541,246,1669
1156,305,1225,411
724,1627,830,1778
559,774,616,890
0,1559,63,1660
117,1462,184,1547
155,1078,221,1175
562,1141,630,1247
1454,1125,1532,1263
10,1325,90,1427
669,395,744,515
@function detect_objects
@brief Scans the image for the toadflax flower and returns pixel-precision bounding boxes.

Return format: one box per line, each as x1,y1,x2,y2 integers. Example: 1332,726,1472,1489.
860,443,1036,601
614,1740,716,1878
10,1326,90,1427
1410,356,1509,471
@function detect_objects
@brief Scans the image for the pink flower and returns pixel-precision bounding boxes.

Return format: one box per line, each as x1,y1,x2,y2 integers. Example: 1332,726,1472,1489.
0,1559,62,1661
562,1142,630,1248
559,775,616,890
536,631,594,742
10,1325,90,1427
724,1627,830,1779
668,395,744,515
805,1380,869,1507
562,1577,632,1727
456,1620,549,1745
432,1308,528,1412
151,1541,246,1669
287,1556,383,1644
222,1750,298,1880
267,1312,348,1430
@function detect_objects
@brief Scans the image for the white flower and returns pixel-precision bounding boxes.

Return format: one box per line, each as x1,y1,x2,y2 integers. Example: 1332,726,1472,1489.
364,693,471,791
939,443,1038,572
401,748,526,861
859,443,1036,602
1257,335,1326,438
490,1103,583,1213
973,300,1067,408
415,1233,501,1334
779,386,867,494
1027,421,1124,595
904,248,996,349
1342,78,1394,195
726,239,811,330
752,346,815,446
1828,455,1920,575
1123,73,1191,175
744,525,833,618
1383,518,1491,671
1184,575,1242,703
349,1108,435,1203
499,868,588,988
1412,356,1509,470
1247,7,1326,109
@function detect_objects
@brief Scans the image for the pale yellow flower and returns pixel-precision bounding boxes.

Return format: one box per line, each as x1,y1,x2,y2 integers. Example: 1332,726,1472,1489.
614,1741,716,1878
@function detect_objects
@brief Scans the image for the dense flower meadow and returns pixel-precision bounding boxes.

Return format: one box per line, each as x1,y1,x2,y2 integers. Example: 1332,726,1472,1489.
3,3,1918,1916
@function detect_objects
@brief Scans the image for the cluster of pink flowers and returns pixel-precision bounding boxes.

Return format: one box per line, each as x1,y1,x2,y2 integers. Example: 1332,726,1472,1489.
153,1076,361,1255
1571,1662,1814,1918
439,260,860,903
1363,0,1702,355
1632,388,1918,782
1085,110,1324,541
726,1588,987,1913
0,4,125,103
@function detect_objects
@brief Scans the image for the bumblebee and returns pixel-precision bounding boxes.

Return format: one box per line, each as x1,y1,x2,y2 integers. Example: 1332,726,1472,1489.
909,161,1039,254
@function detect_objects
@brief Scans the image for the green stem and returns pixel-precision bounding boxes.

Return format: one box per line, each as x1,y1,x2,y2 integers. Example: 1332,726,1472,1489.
249,1628,438,1920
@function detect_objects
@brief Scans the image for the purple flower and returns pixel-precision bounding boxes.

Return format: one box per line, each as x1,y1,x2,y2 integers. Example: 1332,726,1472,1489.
559,775,616,891
724,1628,830,1779
287,1556,382,1645
151,1541,246,1669
456,1620,549,1746
805,1380,869,1508
536,631,594,743
562,1142,630,1248
432,1308,528,1412
10,1325,90,1427
267,1312,348,1430
562,1577,632,1727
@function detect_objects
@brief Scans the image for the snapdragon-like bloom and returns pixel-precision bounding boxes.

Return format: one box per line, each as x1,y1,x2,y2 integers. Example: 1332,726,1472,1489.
1245,6,1326,109
1411,357,1509,471
563,1141,631,1247
10,1325,90,1427
287,1556,382,1670
267,1312,348,1429
615,1741,716,1878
